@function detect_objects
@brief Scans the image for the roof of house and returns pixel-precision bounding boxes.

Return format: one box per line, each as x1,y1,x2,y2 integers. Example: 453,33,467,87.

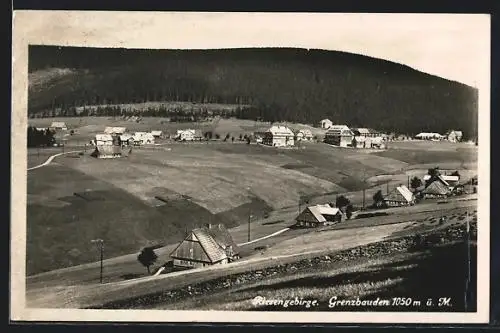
423,174,459,182
384,185,414,203
206,224,239,253
325,125,353,136
320,119,332,123
170,224,237,264
267,125,294,136
177,129,196,135
151,130,163,136
50,122,67,128
415,132,443,137
422,180,450,195
95,134,113,141
306,204,342,223
352,128,371,135
120,133,133,140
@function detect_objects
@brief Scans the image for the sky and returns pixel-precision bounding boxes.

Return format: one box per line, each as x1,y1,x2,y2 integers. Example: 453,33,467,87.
15,11,490,87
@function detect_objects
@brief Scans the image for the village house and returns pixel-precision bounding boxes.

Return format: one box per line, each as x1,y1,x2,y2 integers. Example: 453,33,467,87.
133,132,155,145
323,125,354,147
94,133,114,146
170,223,239,269
119,133,134,146
383,185,415,207
176,129,196,141
262,125,295,147
319,119,333,129
295,129,313,141
415,132,444,141
90,145,123,159
49,121,67,131
446,130,463,143
421,180,451,199
295,203,345,228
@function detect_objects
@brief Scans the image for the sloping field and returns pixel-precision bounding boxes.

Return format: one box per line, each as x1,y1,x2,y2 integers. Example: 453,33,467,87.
27,163,265,275
376,141,477,165
59,146,346,211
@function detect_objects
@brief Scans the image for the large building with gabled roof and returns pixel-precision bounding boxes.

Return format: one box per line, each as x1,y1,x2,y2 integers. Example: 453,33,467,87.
383,185,415,207
295,203,345,228
170,223,239,269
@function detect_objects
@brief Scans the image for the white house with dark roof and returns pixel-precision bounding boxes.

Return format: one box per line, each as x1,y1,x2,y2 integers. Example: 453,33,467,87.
324,125,354,147
295,203,345,228
262,125,295,147
170,223,239,269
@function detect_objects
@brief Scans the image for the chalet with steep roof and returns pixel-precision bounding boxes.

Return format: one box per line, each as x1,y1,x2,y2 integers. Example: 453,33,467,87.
170,223,239,269
295,203,345,228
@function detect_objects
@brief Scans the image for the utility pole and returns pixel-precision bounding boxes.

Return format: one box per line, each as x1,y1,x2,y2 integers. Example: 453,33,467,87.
91,239,104,284
247,212,252,242
386,182,389,195
407,175,410,188
362,188,366,210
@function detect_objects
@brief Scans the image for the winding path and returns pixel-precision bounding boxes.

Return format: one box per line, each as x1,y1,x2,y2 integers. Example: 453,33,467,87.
28,150,83,171
237,227,290,246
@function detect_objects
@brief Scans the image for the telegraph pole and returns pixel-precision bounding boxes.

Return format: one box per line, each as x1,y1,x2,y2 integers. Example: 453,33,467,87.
247,213,252,242
91,239,104,284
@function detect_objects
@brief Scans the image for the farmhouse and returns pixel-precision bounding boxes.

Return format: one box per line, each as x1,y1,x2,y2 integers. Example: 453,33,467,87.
262,125,295,147
176,129,196,141
446,130,463,143
170,223,239,269
119,133,134,146
104,126,127,135
133,132,155,145
295,203,345,228
296,129,313,141
422,180,451,198
95,134,114,146
383,185,415,207
415,132,444,141
49,122,67,131
323,125,354,147
90,145,123,159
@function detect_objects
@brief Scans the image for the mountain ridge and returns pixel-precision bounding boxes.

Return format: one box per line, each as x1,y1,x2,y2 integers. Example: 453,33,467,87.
28,46,478,139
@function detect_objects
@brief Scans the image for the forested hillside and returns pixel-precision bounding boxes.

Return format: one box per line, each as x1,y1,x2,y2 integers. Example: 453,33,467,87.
28,46,478,139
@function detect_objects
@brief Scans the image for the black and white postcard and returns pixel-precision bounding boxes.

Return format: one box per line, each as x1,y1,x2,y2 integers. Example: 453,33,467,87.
11,11,490,324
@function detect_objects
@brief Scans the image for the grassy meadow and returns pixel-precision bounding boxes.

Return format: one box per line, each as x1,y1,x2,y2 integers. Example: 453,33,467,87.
26,117,478,276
